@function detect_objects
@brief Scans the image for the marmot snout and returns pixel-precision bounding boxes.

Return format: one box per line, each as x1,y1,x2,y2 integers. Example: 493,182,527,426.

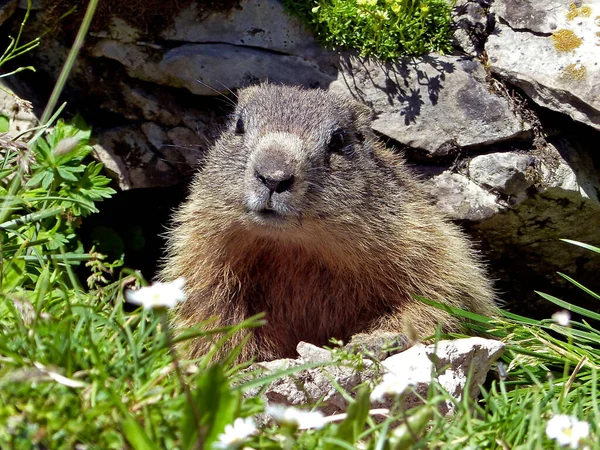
162,83,497,361
245,132,304,223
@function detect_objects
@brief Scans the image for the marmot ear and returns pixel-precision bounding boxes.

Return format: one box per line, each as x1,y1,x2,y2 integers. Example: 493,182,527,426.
349,99,374,135
236,84,263,110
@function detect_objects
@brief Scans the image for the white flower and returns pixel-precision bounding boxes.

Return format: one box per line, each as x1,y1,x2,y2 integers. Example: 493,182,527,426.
552,310,571,327
370,372,416,401
213,417,257,449
546,414,590,448
266,404,326,430
125,278,186,310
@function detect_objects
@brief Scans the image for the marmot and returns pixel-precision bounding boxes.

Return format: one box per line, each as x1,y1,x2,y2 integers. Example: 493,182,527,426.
162,83,497,361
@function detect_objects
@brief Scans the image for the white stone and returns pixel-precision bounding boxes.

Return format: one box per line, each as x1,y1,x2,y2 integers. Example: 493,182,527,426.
469,152,534,196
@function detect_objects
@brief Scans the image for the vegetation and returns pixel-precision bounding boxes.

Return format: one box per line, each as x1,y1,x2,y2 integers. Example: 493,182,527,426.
283,0,455,59
1,1,599,448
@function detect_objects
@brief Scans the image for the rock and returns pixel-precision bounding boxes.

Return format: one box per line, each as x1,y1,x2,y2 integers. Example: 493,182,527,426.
0,0,17,26
487,1,600,130
329,55,528,156
452,0,493,56
491,0,568,33
163,0,326,60
472,134,600,317
141,122,168,151
166,127,206,168
0,81,38,136
539,138,600,202
94,126,180,189
296,342,333,363
118,84,182,127
253,338,504,416
376,338,505,414
92,41,336,96
254,353,374,415
426,171,500,221
468,152,535,196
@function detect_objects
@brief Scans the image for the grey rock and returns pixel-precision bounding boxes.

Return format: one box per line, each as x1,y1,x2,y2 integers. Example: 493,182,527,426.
92,41,336,96
93,123,209,189
487,2,600,130
491,0,566,33
89,17,141,43
329,55,528,156
426,171,500,221
472,136,600,315
163,0,325,59
0,0,17,26
166,127,206,168
255,355,373,415
452,0,492,55
119,84,182,127
539,139,600,202
0,81,38,136
141,122,168,151
94,126,177,189
253,338,504,417
376,338,505,414
296,342,333,363
469,152,535,196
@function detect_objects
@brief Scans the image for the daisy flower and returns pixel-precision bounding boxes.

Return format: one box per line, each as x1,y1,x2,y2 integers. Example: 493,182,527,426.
546,414,590,448
213,417,257,449
125,277,186,310
266,404,326,430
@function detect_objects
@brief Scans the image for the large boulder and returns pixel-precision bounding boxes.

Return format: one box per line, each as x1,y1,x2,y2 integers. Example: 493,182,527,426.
329,55,529,157
487,1,600,130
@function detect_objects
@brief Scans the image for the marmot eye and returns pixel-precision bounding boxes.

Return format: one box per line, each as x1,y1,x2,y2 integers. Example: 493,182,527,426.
328,129,346,153
235,117,245,135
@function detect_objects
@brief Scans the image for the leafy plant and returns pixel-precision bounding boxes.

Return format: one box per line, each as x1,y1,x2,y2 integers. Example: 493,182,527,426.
284,0,455,59
0,115,116,294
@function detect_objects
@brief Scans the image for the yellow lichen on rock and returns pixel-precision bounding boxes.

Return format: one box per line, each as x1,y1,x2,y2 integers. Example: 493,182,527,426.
561,63,587,81
551,29,583,52
567,3,592,20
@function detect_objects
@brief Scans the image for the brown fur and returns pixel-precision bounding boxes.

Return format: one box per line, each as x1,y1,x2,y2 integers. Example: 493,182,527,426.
161,84,497,361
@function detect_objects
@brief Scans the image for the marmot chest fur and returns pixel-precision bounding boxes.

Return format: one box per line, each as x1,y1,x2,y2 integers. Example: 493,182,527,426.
162,83,496,361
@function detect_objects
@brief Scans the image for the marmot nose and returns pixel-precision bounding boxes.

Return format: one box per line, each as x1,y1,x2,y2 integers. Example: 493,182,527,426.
255,170,295,193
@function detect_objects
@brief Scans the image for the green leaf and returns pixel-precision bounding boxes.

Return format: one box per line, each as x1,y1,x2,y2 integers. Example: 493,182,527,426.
44,232,69,251
25,168,51,188
561,239,600,254
557,272,600,302
389,405,434,450
0,114,9,132
331,385,370,445
0,207,63,230
34,137,53,163
57,166,79,182
1,257,25,291
41,170,55,190
121,413,160,450
414,295,494,325
536,291,600,321
181,364,241,450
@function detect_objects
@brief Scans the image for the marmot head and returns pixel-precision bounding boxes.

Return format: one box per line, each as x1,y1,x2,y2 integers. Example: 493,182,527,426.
199,84,399,238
